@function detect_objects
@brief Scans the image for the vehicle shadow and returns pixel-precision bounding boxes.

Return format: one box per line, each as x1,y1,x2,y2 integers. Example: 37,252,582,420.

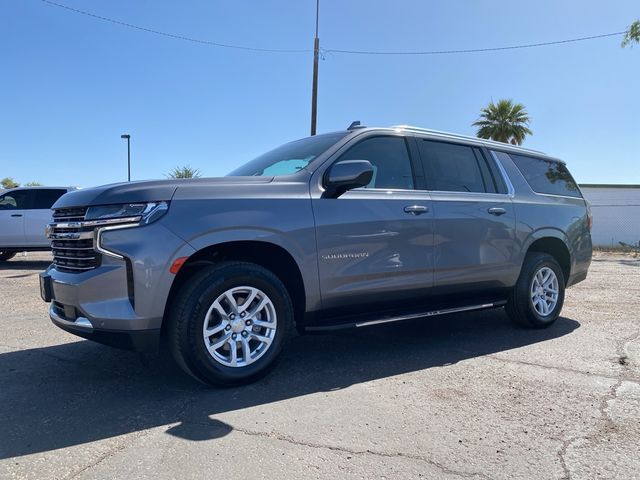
0,309,580,459
592,256,639,267
0,259,51,272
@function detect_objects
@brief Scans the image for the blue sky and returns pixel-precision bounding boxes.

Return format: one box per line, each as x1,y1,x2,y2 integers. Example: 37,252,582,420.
1,0,638,187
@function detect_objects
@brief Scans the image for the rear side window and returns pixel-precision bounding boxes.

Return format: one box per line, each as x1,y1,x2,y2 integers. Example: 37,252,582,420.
419,140,488,193
339,136,415,190
33,189,67,209
509,154,581,198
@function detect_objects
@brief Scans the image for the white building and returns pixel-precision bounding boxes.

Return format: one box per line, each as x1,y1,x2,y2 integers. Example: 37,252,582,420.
580,185,640,247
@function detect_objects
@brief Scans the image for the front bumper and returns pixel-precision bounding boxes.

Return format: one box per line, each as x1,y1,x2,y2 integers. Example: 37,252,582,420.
48,300,160,351
41,221,195,351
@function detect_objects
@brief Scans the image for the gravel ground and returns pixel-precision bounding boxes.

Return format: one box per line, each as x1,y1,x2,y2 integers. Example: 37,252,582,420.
0,252,638,479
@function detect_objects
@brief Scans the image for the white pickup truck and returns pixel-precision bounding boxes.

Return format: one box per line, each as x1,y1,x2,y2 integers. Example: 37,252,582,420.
0,187,76,262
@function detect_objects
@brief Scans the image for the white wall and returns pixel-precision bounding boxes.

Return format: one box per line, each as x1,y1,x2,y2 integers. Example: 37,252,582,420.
580,187,640,247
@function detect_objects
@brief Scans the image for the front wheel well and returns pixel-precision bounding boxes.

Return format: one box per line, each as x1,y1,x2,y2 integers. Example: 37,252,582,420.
163,241,306,334
527,237,571,283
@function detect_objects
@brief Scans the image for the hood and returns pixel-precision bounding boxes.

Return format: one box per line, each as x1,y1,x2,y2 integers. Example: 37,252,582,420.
53,176,274,209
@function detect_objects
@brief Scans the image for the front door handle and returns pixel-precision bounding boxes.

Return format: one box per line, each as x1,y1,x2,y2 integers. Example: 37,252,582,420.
404,205,429,215
487,207,507,216
11,214,23,217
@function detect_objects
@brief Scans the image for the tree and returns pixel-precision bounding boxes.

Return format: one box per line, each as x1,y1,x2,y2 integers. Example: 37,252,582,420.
166,166,201,179
24,181,43,186
472,99,532,145
1,177,19,189
621,20,640,48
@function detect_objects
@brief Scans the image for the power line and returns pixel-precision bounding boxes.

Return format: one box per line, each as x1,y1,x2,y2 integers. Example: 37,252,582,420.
325,32,626,55
41,0,626,57
40,0,310,53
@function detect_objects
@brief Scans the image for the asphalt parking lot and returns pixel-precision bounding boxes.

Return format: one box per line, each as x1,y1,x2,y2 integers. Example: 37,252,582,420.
0,252,638,479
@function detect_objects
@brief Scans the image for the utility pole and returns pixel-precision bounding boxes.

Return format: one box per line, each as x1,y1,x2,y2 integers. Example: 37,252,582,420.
310,0,319,136
121,134,131,181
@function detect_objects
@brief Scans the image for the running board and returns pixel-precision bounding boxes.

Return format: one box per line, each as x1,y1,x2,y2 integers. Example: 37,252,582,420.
304,301,506,332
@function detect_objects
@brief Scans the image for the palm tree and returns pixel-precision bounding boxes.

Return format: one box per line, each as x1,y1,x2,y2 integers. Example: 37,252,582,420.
166,166,201,179
621,20,640,48
472,99,532,145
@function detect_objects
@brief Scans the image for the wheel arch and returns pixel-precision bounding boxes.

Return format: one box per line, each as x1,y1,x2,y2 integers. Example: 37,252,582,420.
524,231,572,283
162,240,307,335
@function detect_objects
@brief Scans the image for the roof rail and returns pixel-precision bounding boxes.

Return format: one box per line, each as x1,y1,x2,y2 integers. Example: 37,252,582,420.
391,125,546,155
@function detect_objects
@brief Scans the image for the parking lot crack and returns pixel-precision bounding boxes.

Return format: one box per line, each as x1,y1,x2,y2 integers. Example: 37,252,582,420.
61,430,149,480
556,327,640,479
229,426,492,479
485,354,618,380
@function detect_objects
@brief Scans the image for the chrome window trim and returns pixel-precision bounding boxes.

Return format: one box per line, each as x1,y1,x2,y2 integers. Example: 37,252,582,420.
393,125,549,156
526,191,584,201
489,151,516,197
426,190,512,198
349,187,422,194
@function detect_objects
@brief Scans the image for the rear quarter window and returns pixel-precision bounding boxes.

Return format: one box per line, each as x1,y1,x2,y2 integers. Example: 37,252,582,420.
508,153,582,198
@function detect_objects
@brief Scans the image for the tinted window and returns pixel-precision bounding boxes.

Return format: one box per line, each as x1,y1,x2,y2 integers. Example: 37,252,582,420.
483,150,509,194
33,189,67,209
509,154,581,198
339,136,414,190
419,140,487,193
0,190,33,210
473,149,497,194
228,132,346,176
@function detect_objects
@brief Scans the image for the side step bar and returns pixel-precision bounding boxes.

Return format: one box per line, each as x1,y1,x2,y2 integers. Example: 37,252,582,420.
304,301,506,333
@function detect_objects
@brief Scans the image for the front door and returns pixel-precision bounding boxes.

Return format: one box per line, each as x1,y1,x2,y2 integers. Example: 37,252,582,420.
311,135,434,312
0,190,33,247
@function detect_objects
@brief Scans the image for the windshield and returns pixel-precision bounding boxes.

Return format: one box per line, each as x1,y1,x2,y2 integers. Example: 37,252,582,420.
228,132,346,176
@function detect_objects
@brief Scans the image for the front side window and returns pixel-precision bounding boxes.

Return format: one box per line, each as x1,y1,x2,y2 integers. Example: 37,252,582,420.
228,132,346,177
509,154,581,198
419,140,487,193
338,136,414,190
0,191,32,210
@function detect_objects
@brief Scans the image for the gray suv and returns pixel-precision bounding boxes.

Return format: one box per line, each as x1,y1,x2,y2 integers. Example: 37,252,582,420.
40,125,592,385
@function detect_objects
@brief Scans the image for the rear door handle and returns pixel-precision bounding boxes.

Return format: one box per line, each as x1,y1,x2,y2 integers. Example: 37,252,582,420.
404,205,429,215
487,207,507,216
11,214,23,217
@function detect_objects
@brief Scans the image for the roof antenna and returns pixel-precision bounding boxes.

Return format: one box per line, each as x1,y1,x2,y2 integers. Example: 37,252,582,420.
347,121,363,130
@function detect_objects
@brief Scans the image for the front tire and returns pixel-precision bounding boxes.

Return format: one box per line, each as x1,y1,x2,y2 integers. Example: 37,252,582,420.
0,251,16,262
506,252,565,328
167,262,294,386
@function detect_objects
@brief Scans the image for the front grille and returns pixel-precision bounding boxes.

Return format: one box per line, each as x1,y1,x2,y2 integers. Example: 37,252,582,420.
49,207,101,272
52,207,87,222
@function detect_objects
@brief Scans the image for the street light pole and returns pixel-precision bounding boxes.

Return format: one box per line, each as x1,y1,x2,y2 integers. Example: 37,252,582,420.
310,0,320,136
120,134,131,181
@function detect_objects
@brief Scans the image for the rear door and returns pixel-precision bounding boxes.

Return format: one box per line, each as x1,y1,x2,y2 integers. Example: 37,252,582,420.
23,189,68,247
0,190,34,247
417,138,518,293
311,134,434,312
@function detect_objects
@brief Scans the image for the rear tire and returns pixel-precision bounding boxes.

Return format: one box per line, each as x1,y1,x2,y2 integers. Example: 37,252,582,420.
0,251,16,262
506,252,565,328
167,261,294,386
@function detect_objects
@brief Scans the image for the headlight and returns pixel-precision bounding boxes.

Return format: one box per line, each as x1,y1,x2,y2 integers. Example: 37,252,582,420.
85,201,169,226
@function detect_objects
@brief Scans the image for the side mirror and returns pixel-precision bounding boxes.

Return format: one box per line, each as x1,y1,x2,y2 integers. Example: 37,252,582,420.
323,160,374,198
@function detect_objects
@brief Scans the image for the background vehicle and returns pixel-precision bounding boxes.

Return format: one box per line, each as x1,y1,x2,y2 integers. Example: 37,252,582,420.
0,187,76,262
40,125,592,385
